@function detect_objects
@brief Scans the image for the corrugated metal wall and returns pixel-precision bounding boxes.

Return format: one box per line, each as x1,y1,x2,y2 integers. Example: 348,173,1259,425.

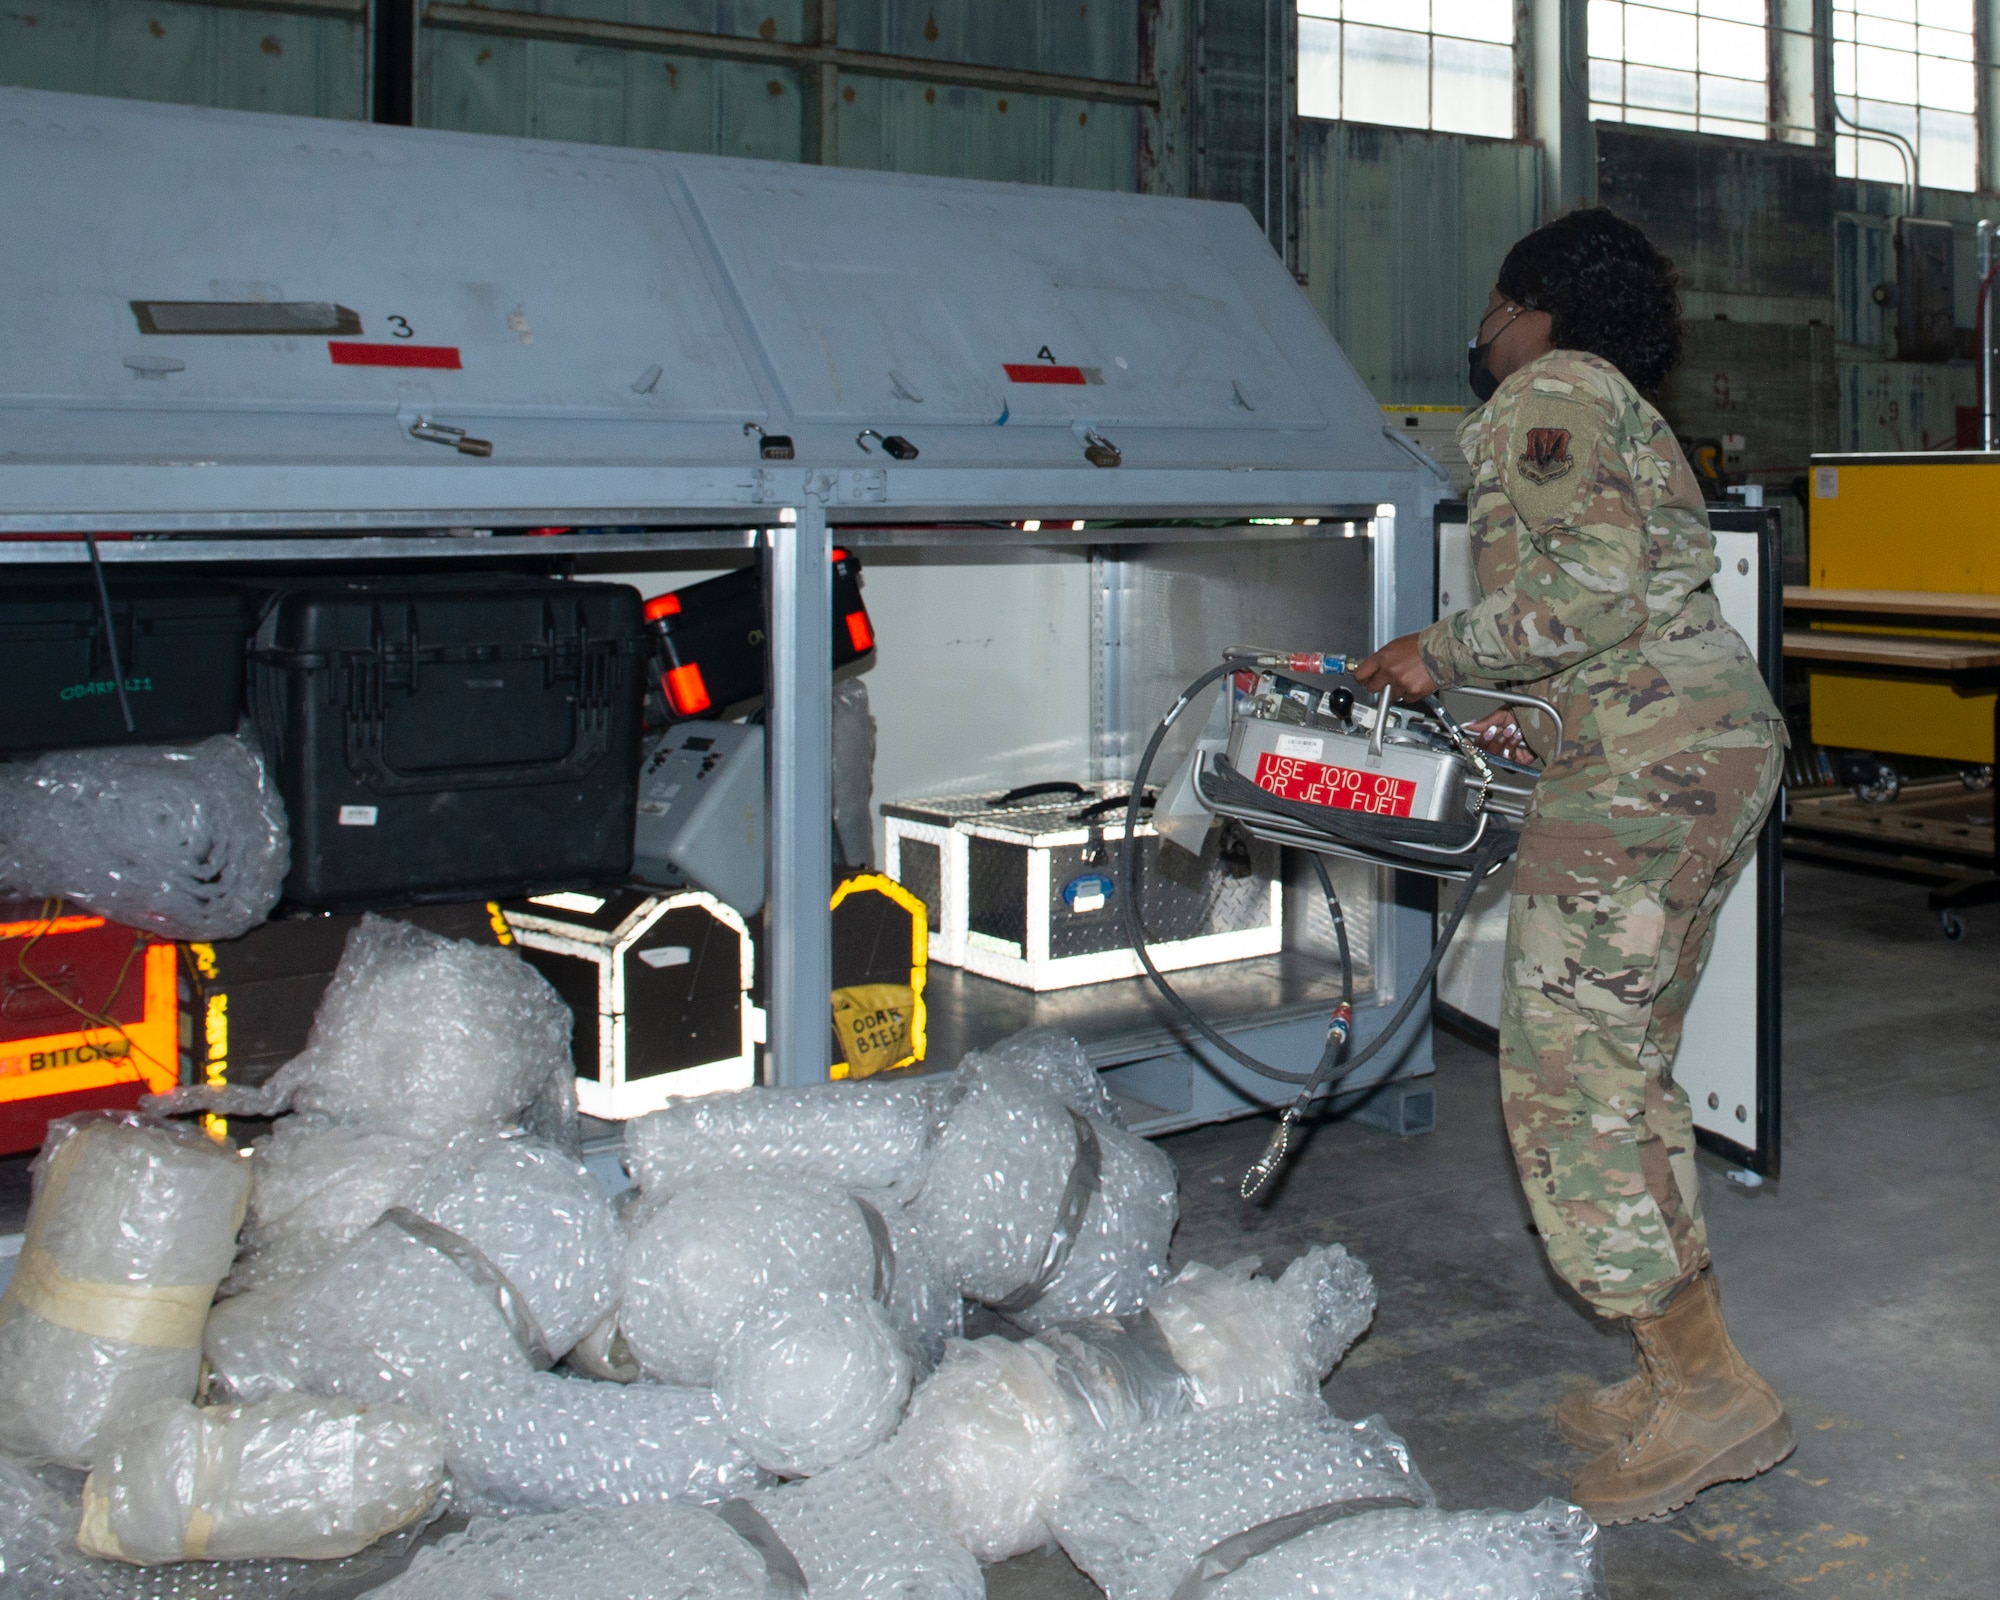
2,0,366,119
1296,118,1543,405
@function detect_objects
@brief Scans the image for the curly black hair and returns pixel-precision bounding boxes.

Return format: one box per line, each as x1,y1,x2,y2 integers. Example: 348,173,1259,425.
1496,207,1683,392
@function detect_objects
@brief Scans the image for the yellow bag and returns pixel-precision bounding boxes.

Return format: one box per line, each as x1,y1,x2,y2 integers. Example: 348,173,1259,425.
831,983,917,1080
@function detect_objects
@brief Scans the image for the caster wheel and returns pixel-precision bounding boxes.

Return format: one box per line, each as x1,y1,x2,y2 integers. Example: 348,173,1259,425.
1940,910,1966,942
1964,765,1995,792
1853,762,1902,805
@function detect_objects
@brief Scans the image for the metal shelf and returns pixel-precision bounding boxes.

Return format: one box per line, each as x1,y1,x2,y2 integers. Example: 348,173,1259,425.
0,530,760,565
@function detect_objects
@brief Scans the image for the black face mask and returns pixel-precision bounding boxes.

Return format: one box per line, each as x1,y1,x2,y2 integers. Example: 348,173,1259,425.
1467,303,1527,403
1466,340,1500,403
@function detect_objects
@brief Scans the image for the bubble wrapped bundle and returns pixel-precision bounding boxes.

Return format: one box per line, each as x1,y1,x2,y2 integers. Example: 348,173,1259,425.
0,732,289,941
958,1028,1123,1127
1032,1320,1188,1435
219,1120,438,1297
1048,1396,1433,1600
201,1290,305,1405
855,1189,963,1374
1205,1499,1604,1600
436,1370,770,1516
880,1334,1080,1563
620,1178,879,1386
914,1056,1172,1321
370,1505,771,1600
76,1395,445,1566
0,1114,251,1468
1148,1246,1375,1410
400,1132,620,1359
158,916,573,1143
713,1291,912,1477
624,1076,938,1200
742,1459,983,1600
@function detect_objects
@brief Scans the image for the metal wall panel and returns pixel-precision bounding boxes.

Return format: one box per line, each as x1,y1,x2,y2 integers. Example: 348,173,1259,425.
3,0,365,118
420,0,1148,189
1295,118,1543,405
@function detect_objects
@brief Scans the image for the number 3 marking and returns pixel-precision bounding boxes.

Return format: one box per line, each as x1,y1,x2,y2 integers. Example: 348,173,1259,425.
387,315,414,339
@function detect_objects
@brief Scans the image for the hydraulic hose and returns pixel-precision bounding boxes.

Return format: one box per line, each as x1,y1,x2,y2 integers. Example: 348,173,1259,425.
1118,660,1517,1198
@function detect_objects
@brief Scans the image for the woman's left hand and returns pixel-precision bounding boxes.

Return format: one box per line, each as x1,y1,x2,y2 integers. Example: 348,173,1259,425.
1354,633,1437,701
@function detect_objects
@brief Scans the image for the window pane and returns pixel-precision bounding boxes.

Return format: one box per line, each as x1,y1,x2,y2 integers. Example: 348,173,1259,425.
1855,15,1917,49
1834,39,1858,95
1627,64,1700,113
1626,4,1699,70
1854,44,1917,100
1916,25,1973,59
1699,17,1765,77
1630,105,1700,130
1432,36,1513,136
1918,54,1973,111
1432,0,1513,44
1700,0,1764,21
1298,0,1340,16
1590,57,1625,100
1914,0,1970,26
1701,73,1766,122
1700,116,1767,140
1343,0,1421,27
1919,107,1975,189
1852,0,1916,20
1299,16,1343,119
1592,101,1628,122
1342,23,1431,130
1589,0,1625,56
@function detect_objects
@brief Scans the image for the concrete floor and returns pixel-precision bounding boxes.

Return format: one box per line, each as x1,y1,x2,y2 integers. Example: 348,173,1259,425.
991,861,2000,1599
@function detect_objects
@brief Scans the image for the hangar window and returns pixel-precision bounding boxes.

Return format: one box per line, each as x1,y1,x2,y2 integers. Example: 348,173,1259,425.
1833,0,1976,193
1296,2,1516,139
1588,0,1770,141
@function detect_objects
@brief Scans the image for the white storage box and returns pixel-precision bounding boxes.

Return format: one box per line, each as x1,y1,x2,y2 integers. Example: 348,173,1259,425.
500,888,761,1118
882,784,1281,992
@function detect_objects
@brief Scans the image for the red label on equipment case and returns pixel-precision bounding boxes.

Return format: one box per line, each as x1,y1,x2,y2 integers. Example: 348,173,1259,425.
328,342,463,369
1004,363,1087,385
1253,752,1418,817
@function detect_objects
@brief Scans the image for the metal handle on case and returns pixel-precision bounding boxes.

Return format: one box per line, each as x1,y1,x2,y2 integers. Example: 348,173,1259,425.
1438,685,1566,759
1367,684,1393,758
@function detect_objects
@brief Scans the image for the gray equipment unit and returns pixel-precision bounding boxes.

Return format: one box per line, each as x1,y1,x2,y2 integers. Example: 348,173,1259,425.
633,722,768,916
0,87,1442,1112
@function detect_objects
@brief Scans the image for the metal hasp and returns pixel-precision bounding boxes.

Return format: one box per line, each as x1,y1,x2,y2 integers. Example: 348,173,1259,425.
0,86,1440,1093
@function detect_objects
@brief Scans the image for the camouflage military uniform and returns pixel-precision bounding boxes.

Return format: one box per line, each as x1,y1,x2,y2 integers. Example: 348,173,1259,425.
1416,349,1786,1322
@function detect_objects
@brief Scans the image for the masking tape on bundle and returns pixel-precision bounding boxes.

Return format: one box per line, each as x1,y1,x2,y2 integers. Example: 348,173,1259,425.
4,1245,211,1350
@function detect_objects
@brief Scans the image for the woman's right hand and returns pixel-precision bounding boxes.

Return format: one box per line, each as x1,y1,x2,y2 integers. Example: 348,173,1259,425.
1464,707,1532,763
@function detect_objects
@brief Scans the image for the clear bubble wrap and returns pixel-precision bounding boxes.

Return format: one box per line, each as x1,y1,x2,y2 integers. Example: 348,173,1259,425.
0,1451,114,1598
911,1056,1173,1321
880,1334,1079,1564
0,1114,251,1468
400,1132,621,1359
624,1076,939,1201
743,1459,983,1600
153,915,572,1144
714,1290,912,1477
1048,1396,1434,1600
77,1395,445,1566
855,1188,963,1374
954,1028,1124,1128
0,731,289,942
369,1505,773,1600
620,1178,880,1386
220,1119,439,1298
435,1370,771,1517
1204,1499,1605,1600
1148,1247,1375,1409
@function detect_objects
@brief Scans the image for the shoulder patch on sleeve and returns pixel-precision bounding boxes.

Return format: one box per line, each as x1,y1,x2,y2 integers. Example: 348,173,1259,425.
1500,395,1606,526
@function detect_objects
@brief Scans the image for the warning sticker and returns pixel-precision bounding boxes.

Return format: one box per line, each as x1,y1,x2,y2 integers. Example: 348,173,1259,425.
1253,752,1417,818
329,342,463,370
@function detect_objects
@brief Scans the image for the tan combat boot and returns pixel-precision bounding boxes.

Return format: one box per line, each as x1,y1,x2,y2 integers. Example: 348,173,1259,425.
1554,1351,1653,1453
1570,1271,1796,1524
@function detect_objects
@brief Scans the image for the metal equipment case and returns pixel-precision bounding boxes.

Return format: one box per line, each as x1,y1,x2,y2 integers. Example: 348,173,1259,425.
884,784,1281,991
501,888,758,1120
632,721,767,915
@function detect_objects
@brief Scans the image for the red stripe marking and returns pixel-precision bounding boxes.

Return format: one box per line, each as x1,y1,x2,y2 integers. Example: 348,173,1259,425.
1004,363,1086,385
329,342,463,369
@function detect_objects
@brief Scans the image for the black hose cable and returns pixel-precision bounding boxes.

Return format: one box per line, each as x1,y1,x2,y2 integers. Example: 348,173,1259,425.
1309,852,1354,1011
1117,661,1517,1197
